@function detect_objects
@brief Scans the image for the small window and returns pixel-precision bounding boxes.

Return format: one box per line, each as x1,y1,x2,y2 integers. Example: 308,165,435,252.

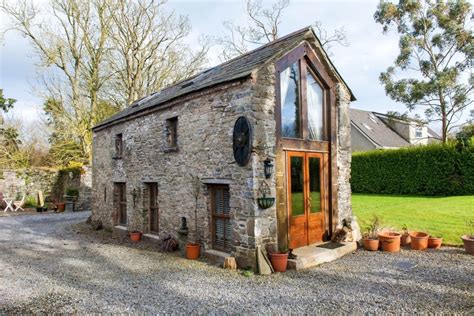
166,117,178,149
114,133,123,158
415,127,423,138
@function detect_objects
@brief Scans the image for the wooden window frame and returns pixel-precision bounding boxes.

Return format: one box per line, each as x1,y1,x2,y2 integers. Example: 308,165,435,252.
274,42,339,251
165,117,178,151
275,42,333,151
114,133,123,159
209,185,232,253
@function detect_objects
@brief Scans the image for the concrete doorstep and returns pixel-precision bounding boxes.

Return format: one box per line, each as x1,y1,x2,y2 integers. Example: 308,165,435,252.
288,241,357,270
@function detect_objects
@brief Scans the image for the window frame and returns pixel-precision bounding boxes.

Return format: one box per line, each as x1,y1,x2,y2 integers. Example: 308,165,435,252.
209,185,233,253
275,43,333,149
165,117,178,151
415,126,423,139
114,133,123,159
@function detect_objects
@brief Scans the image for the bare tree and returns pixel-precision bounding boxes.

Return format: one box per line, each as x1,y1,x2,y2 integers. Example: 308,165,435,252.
1,0,209,165
217,0,348,61
108,0,209,106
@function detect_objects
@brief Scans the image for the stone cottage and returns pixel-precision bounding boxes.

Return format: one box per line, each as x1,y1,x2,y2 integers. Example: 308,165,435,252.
91,26,356,268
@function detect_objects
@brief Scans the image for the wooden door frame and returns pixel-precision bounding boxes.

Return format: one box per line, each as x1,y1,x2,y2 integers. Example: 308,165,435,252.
274,41,338,251
287,151,328,248
146,182,159,234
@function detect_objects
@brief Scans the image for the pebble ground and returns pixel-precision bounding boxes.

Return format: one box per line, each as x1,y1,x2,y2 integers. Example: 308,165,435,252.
0,212,473,314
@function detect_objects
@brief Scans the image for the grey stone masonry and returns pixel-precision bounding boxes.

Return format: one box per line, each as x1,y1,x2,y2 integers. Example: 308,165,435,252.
92,33,354,269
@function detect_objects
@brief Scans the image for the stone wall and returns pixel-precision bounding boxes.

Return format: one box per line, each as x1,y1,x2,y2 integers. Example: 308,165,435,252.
91,39,353,269
335,83,353,226
0,167,92,210
92,79,271,268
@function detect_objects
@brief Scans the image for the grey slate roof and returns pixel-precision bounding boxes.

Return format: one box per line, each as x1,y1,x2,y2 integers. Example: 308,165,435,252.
350,108,410,148
93,26,355,131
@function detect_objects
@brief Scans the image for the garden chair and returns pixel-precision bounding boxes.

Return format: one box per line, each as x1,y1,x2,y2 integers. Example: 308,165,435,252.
13,195,25,212
1,192,14,212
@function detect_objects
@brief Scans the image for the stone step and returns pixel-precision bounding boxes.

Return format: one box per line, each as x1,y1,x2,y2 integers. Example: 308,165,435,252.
287,241,357,270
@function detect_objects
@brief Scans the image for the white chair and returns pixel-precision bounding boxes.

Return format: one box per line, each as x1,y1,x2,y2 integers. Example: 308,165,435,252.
3,198,14,212
13,195,25,212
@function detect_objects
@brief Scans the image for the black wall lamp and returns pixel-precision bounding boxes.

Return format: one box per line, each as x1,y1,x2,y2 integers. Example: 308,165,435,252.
264,158,274,179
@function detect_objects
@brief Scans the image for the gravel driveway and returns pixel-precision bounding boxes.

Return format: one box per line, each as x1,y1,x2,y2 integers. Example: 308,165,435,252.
0,212,473,314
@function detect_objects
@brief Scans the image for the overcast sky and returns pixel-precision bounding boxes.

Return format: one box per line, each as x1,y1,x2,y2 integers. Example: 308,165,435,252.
0,0,472,132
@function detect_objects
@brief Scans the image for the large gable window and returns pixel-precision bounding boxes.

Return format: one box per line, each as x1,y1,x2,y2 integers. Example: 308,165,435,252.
307,70,324,141
280,63,301,138
278,49,327,142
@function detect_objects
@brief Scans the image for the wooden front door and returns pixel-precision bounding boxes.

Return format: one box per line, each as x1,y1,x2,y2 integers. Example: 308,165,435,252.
287,151,327,249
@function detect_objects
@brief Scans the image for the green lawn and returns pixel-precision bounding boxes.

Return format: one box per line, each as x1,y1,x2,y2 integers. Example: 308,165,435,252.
352,194,474,245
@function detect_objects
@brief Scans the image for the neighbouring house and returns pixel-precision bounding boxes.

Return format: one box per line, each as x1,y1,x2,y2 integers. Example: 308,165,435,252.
91,26,355,269
350,108,441,152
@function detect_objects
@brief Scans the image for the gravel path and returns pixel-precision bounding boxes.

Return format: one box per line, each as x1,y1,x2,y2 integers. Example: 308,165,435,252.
0,212,473,314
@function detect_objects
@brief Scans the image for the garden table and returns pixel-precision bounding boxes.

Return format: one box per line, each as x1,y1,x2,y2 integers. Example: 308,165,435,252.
3,197,14,212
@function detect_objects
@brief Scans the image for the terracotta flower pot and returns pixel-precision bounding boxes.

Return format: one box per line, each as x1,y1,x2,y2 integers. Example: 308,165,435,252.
428,236,442,249
461,235,474,255
56,203,65,212
410,232,429,250
401,233,411,246
185,243,200,260
378,232,401,252
130,231,142,242
363,238,379,251
270,252,289,272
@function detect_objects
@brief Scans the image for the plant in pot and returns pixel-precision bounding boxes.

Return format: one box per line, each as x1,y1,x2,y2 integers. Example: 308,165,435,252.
362,215,381,251
269,246,289,273
400,224,411,246
409,231,429,250
130,230,142,242
461,219,474,255
428,234,443,249
185,174,201,260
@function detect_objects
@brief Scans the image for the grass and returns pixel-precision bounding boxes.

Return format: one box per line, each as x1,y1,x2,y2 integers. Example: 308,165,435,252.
352,194,474,246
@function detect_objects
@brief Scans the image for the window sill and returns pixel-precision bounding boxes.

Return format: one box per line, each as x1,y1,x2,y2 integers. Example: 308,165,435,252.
163,147,179,153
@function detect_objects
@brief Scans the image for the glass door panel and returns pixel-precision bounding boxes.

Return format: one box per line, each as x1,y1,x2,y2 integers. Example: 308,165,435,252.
290,156,304,216
308,157,321,213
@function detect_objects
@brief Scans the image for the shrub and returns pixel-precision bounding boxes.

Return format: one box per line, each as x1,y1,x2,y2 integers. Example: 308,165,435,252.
351,144,474,196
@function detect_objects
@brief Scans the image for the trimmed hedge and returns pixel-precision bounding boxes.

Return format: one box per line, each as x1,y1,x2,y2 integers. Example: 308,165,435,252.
351,144,474,196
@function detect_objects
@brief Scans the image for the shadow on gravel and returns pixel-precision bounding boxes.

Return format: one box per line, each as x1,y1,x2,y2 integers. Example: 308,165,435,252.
1,214,473,314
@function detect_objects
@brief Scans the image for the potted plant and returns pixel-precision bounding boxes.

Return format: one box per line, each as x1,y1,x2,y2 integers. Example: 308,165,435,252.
56,202,66,212
378,231,401,252
428,235,443,249
186,174,201,260
461,219,474,255
409,231,429,250
362,215,381,251
130,230,142,242
269,246,289,272
400,224,411,246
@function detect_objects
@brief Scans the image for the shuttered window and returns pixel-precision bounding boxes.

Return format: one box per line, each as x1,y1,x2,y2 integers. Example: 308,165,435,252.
211,185,233,252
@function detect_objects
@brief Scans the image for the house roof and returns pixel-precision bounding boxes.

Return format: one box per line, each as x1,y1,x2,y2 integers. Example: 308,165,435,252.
427,127,441,140
93,26,355,131
350,108,410,148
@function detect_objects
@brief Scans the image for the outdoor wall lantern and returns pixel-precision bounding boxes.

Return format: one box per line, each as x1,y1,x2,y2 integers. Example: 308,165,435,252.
264,158,273,179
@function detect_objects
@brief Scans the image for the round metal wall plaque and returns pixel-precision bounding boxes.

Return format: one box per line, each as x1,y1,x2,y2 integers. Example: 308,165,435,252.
233,116,253,166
